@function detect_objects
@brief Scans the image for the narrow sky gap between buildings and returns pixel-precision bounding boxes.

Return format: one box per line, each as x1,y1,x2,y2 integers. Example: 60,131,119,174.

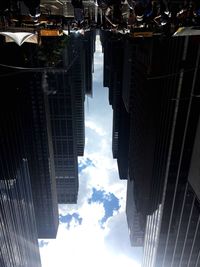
38,31,143,267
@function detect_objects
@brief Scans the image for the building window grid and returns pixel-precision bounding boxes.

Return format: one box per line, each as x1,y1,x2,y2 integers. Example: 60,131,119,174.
186,214,200,267
143,215,150,267
142,204,162,267
0,169,41,266
148,211,158,267
161,40,193,265
144,215,153,267
178,194,196,267
50,86,79,201
170,183,189,266
50,95,75,171
150,210,159,267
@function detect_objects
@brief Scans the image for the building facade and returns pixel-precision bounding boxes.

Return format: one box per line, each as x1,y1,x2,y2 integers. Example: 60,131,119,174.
101,30,130,180
101,29,200,263
48,30,95,204
0,38,59,239
142,34,200,267
0,85,42,266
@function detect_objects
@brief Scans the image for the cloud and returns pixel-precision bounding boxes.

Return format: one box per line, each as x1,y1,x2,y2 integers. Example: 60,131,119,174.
85,120,106,136
104,211,143,264
39,207,142,267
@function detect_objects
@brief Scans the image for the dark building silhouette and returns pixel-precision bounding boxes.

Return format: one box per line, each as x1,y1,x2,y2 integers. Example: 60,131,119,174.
84,29,96,97
126,178,145,246
49,71,79,204
0,87,42,266
101,30,143,243
141,35,200,267
101,30,130,180
0,165,42,267
101,29,200,262
0,40,59,239
48,30,95,204
25,74,59,238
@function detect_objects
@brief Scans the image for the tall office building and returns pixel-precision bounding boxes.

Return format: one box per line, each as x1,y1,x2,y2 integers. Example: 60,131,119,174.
101,30,147,243
101,28,200,262
0,87,42,266
0,165,42,267
124,36,163,217
101,30,130,180
126,178,145,247
141,34,200,267
101,30,143,243
48,30,95,203
0,39,59,239
48,67,79,204
25,74,59,238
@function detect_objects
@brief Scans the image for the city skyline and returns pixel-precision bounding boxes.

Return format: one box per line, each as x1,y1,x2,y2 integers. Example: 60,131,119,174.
0,1,200,266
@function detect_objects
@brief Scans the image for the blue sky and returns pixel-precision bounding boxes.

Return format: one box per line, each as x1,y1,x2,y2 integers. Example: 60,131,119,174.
88,188,120,227
78,157,95,172
59,212,83,229
39,33,143,267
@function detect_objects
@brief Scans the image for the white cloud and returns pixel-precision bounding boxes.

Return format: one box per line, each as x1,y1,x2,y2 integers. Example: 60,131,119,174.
105,212,143,262
40,206,142,267
85,120,106,136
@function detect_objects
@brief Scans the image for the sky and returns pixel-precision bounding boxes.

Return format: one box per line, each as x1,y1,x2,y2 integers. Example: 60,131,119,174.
38,32,143,267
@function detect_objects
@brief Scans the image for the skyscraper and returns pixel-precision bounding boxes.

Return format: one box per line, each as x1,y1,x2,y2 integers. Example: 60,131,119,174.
101,28,200,264
0,85,42,266
48,68,79,204
141,33,200,267
0,40,59,239
25,74,59,238
48,30,95,204
101,30,130,180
